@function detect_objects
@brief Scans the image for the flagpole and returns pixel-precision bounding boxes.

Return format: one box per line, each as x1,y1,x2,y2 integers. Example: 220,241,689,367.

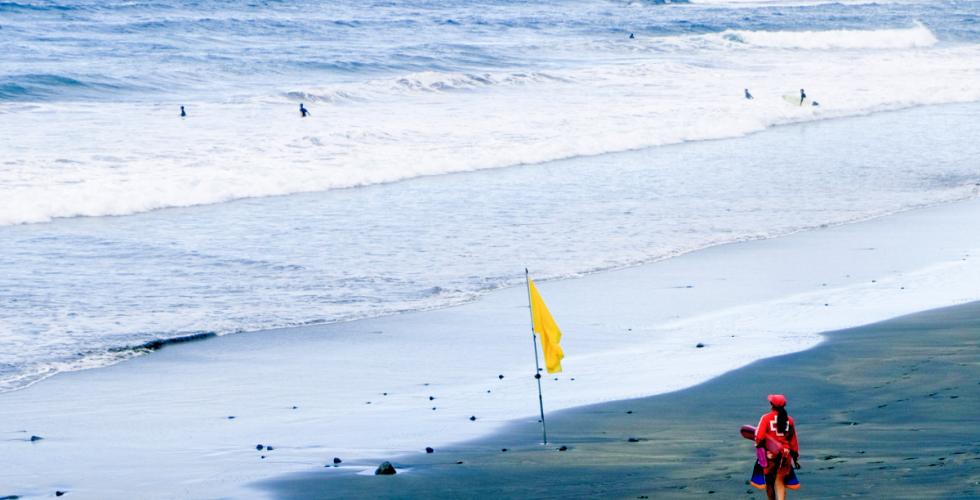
525,268,548,445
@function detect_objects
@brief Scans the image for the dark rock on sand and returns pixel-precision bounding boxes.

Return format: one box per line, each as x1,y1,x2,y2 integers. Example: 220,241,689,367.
227,416,236,419
29,435,43,442
261,455,266,459
469,416,477,421
267,446,275,451
425,447,434,453
558,445,567,451
375,461,397,475
696,343,705,348
0,496,19,500
498,375,504,379
333,457,342,464
429,396,435,400
501,448,508,452
256,444,264,451
456,460,464,464
56,491,66,497
627,437,641,443
626,410,633,414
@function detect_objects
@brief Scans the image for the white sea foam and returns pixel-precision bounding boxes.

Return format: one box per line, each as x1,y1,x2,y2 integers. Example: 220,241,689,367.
4,197,980,498
1,30,978,227
718,23,938,50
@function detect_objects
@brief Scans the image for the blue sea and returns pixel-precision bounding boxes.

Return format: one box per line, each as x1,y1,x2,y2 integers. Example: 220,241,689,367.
1,0,979,390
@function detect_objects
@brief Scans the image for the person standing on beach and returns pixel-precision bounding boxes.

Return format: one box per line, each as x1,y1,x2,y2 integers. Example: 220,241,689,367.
299,103,310,117
756,394,801,500
799,89,806,106
745,88,754,100
180,105,186,118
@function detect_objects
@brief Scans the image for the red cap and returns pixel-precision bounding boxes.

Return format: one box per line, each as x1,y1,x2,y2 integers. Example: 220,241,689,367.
768,394,787,407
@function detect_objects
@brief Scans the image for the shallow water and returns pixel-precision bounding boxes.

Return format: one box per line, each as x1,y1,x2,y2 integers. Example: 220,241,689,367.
1,100,979,391
1,0,980,390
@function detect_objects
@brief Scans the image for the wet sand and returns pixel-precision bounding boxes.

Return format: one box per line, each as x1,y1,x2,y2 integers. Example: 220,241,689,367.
262,302,980,499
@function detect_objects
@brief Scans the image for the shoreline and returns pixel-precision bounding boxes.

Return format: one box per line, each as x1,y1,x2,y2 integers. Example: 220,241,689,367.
262,301,980,498
2,195,980,497
6,185,973,397
5,100,980,397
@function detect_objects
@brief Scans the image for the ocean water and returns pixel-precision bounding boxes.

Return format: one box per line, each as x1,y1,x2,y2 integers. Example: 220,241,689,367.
1,0,980,391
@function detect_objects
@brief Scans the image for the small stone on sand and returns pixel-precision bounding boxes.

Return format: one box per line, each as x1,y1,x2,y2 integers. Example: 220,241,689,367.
425,447,434,453
227,416,235,419
558,445,567,451
56,492,66,497
256,444,264,451
627,437,641,443
469,416,477,421
333,457,342,464
456,460,464,464
501,448,508,452
29,435,43,442
375,461,397,475
498,374,504,379
429,396,435,400
696,343,705,348
267,446,274,451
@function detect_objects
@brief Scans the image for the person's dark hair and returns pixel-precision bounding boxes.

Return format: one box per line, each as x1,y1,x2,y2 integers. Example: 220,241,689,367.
776,405,789,433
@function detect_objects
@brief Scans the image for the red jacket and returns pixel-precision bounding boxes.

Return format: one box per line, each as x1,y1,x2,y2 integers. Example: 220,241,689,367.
755,410,799,455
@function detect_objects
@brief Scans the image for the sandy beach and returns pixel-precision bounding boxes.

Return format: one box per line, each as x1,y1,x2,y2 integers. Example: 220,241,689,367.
5,1,980,498
3,195,980,499
262,301,980,499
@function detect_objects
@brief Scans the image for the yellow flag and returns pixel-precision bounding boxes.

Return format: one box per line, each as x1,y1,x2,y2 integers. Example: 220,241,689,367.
528,278,564,373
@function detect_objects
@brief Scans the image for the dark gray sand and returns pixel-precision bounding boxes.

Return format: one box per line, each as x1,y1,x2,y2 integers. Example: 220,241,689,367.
260,302,980,499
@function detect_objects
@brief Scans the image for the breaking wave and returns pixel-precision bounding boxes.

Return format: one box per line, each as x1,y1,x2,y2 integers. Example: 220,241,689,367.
718,23,938,50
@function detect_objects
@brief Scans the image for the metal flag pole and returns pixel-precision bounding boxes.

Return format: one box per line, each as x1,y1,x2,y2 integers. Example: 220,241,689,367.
525,268,548,445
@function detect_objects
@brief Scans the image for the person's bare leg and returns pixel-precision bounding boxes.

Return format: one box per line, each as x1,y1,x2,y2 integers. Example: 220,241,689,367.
774,475,787,500
765,472,777,500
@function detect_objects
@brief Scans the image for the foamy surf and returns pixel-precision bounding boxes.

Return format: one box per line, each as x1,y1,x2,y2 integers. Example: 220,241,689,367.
2,0,980,395
2,29,978,226
719,23,938,50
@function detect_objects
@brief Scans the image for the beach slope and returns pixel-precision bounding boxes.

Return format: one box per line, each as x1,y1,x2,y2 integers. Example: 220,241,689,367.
264,302,980,499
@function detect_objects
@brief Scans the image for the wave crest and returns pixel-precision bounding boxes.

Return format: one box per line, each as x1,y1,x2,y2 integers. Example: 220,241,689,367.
719,23,938,50
283,70,569,103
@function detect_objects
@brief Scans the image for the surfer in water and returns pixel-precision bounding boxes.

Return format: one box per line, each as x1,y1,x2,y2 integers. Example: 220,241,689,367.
799,89,806,106
755,394,801,500
300,103,310,117
745,88,753,100
180,105,186,118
